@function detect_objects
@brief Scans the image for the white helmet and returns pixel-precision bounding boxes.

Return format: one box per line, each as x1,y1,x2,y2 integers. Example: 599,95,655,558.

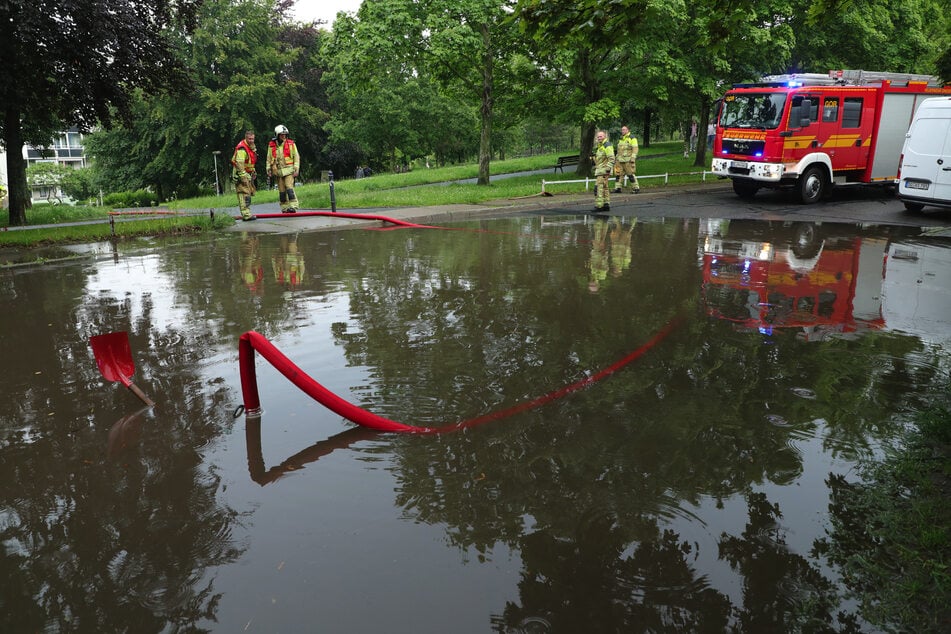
274,124,289,135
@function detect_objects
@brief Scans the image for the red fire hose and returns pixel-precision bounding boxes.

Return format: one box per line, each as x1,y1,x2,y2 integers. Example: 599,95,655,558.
239,315,683,434
231,210,437,229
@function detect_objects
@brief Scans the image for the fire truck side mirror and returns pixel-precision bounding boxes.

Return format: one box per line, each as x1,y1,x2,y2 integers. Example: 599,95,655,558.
799,99,813,128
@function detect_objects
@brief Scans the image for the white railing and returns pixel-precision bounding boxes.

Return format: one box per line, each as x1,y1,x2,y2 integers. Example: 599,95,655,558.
541,170,716,194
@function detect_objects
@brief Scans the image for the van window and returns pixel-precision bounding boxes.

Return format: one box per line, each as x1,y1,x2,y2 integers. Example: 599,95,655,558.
822,98,839,122
906,118,949,156
842,98,863,128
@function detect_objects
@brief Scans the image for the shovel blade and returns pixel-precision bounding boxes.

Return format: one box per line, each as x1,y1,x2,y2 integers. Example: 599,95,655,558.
90,332,136,386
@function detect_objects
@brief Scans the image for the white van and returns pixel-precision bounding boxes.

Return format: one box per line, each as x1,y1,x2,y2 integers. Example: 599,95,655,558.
898,97,951,212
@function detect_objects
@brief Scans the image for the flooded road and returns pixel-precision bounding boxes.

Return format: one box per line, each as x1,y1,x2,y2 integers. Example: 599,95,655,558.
1,214,949,632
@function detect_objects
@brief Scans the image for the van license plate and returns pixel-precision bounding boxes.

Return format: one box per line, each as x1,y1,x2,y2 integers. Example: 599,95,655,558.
732,161,748,169
906,181,930,190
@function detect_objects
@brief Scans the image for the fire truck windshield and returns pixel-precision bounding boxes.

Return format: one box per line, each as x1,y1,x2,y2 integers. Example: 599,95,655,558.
719,93,787,129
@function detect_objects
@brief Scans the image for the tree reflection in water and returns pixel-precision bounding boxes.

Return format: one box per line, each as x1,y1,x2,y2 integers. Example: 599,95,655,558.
2,216,947,631
0,270,244,632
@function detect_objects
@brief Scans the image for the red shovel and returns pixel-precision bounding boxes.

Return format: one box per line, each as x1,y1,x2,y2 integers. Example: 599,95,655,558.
90,332,155,407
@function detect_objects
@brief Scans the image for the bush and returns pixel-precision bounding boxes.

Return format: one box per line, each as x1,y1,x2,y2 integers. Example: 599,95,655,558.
102,189,157,208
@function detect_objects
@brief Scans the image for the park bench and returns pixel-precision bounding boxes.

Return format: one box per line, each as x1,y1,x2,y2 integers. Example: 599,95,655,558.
554,155,581,173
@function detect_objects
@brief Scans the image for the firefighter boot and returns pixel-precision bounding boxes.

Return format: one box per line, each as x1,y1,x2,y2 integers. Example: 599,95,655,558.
287,187,298,212
241,196,256,221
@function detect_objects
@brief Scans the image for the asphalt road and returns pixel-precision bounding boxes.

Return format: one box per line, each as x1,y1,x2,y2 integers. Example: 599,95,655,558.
533,182,951,230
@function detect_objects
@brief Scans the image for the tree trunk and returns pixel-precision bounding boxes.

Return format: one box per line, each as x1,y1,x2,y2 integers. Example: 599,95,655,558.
578,122,596,177
576,49,598,177
642,109,653,148
694,99,712,168
477,24,493,186
4,106,30,226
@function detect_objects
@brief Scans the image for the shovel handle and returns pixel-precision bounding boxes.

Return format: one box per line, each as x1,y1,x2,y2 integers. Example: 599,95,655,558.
127,381,155,408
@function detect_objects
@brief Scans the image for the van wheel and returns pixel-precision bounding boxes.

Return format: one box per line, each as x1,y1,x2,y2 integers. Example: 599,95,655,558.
797,167,826,204
903,201,925,213
732,179,759,199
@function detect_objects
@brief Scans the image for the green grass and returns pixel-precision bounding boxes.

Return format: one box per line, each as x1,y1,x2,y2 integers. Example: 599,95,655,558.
0,203,111,228
169,141,716,210
0,213,233,249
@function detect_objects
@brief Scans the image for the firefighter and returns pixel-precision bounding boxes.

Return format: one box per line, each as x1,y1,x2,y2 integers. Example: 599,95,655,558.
613,125,640,194
231,130,257,221
592,129,615,212
267,125,301,213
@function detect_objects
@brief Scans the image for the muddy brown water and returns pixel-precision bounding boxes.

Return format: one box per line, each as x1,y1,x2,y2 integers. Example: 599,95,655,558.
2,215,949,632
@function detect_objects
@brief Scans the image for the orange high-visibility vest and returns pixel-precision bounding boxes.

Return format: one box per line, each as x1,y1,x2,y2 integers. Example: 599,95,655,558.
269,139,296,164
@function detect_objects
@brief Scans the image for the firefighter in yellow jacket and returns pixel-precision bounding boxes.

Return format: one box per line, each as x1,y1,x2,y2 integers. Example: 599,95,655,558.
613,125,640,194
231,130,257,221
592,129,615,212
267,125,301,213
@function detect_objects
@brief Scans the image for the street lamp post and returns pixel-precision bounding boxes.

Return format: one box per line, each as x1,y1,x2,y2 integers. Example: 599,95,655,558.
212,150,222,196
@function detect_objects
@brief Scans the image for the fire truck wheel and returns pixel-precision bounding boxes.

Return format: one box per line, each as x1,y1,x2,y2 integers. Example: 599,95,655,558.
731,178,759,199
791,223,821,259
797,166,826,204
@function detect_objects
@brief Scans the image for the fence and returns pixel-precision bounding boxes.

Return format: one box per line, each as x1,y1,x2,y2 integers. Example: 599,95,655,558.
541,170,716,194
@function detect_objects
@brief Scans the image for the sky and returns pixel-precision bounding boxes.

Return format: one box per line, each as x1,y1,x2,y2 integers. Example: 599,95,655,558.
291,0,363,26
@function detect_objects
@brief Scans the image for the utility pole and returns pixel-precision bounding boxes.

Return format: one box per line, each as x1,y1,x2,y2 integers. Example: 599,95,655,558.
212,150,222,195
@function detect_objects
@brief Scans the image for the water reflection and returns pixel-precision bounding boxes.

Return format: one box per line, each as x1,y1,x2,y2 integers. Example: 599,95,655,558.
700,219,951,344
587,217,635,293
1,217,948,631
106,405,151,458
271,234,306,289
239,232,264,294
245,418,378,485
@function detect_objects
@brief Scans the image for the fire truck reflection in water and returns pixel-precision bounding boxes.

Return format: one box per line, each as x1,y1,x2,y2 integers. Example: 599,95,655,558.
700,221,889,340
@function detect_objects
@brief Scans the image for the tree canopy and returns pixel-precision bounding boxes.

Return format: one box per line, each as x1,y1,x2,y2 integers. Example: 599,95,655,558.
0,0,201,225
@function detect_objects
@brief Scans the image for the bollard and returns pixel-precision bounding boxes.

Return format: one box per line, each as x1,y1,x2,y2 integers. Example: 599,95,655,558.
328,170,336,213
109,215,115,237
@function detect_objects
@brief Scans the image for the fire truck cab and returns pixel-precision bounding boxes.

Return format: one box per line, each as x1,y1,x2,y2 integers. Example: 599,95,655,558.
711,70,951,204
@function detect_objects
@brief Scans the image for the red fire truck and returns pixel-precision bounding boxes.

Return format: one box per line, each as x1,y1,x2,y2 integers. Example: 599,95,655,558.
711,70,951,203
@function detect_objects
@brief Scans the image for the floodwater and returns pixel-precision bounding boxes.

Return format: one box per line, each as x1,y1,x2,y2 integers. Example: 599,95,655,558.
2,215,950,632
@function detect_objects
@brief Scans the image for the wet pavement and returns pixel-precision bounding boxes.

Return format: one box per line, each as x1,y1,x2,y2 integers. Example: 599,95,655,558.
218,181,951,236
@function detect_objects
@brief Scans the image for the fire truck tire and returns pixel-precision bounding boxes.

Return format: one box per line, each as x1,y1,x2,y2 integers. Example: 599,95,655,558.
903,201,925,213
797,166,826,204
791,223,821,259
731,178,759,199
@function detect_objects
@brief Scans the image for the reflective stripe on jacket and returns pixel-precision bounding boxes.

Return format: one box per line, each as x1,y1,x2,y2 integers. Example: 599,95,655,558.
594,141,615,176
616,134,638,162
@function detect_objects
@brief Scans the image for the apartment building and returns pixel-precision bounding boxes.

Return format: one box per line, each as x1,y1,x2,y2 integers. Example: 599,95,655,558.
0,128,88,203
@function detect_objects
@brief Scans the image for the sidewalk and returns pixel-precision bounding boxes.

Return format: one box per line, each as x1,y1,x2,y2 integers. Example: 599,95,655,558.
223,195,592,234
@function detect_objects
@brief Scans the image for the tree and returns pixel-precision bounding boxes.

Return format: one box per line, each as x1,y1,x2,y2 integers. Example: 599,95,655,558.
788,0,949,75
0,0,199,226
25,163,73,205
515,0,684,175
324,0,522,184
85,0,330,200
61,167,99,203
515,0,806,173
